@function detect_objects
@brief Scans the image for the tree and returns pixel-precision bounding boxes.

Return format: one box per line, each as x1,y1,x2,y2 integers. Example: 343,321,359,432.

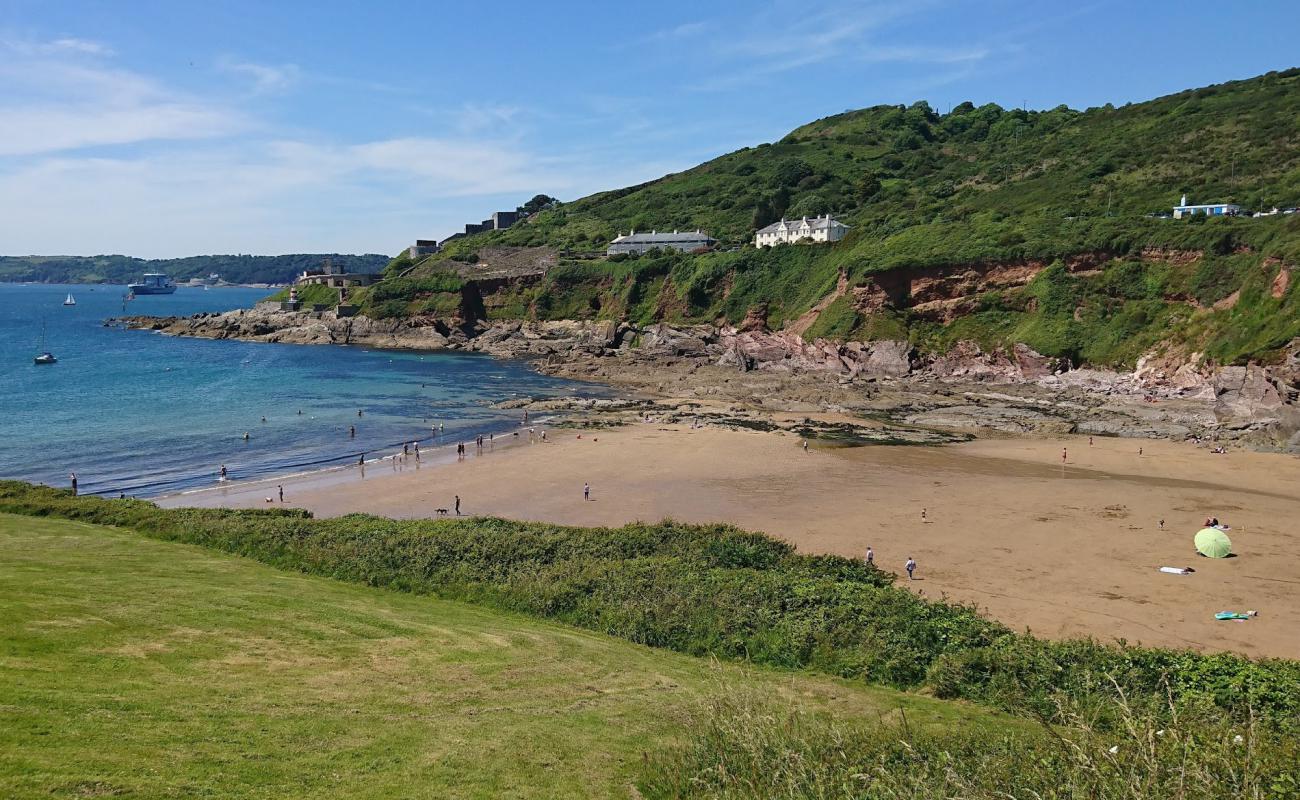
774,158,813,188
856,171,882,203
518,194,559,215
786,194,827,219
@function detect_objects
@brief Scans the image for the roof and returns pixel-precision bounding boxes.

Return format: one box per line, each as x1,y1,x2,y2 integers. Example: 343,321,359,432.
1174,202,1240,209
609,230,715,244
755,215,850,235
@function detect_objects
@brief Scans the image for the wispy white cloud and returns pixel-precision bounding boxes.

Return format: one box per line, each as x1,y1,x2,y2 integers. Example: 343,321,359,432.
685,0,993,91
452,103,524,135
0,38,248,155
0,35,114,57
643,20,709,42
216,57,302,94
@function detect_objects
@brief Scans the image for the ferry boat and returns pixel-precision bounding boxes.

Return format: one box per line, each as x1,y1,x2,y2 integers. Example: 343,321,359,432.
127,273,177,295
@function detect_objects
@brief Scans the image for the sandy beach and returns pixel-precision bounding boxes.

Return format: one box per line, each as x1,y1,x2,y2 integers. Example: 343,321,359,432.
162,419,1300,660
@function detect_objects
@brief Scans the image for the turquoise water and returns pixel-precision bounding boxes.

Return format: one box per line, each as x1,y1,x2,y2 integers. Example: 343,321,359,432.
1,283,606,497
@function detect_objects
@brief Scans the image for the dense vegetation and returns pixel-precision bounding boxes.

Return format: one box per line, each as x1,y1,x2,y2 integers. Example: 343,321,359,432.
398,69,1300,367
0,253,389,286
4,480,1297,736
644,690,1300,799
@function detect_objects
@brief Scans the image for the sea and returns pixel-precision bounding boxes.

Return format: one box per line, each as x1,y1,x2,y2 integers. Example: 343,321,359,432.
1,283,608,497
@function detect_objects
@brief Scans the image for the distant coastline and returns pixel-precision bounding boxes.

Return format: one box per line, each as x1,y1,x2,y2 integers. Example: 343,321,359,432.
0,252,390,287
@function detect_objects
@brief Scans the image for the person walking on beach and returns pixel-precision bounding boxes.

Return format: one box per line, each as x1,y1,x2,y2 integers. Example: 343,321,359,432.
801,440,808,452
1139,446,1144,456
865,546,874,566
454,495,461,516
69,472,77,496
1061,447,1067,464
921,508,927,522
905,557,916,580
584,482,590,501
414,442,420,462
278,485,284,502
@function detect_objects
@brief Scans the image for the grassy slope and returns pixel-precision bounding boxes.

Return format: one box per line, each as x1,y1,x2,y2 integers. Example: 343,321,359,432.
0,513,999,800
404,69,1300,366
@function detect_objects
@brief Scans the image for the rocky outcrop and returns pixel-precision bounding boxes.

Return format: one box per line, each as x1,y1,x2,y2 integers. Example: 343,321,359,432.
112,310,1300,452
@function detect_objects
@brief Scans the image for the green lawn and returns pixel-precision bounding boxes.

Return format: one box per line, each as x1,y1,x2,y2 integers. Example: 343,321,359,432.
0,513,1000,799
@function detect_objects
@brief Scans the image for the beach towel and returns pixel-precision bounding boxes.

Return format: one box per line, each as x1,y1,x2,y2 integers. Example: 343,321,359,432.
1215,611,1257,621
1158,566,1193,575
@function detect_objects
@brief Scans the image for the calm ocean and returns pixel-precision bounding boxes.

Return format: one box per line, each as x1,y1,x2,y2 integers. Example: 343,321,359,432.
1,283,607,497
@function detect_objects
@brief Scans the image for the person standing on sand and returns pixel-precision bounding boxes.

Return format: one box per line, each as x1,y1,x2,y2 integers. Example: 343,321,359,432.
454,495,461,516
1089,436,1094,446
1139,446,1144,456
70,472,77,496
1061,447,1067,464
1159,518,1165,530
802,440,808,452
921,508,927,522
905,557,916,580
278,485,284,502
865,546,874,566
584,482,590,501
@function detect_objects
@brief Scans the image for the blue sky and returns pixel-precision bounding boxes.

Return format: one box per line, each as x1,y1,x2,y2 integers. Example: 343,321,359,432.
1,1,1296,258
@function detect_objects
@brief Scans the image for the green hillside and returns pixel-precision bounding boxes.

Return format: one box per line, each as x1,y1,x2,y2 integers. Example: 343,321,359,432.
389,69,1300,368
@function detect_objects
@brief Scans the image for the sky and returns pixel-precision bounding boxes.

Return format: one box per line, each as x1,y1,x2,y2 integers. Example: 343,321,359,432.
1,1,1297,258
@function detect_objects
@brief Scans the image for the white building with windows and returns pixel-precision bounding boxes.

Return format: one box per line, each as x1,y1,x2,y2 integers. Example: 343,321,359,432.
606,229,716,256
1173,194,1241,219
754,215,851,247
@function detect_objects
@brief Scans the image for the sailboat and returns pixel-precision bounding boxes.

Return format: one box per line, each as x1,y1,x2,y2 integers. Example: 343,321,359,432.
34,321,57,365
63,293,76,306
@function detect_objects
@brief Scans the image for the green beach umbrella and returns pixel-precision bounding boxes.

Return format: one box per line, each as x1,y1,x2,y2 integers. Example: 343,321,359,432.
1194,527,1232,558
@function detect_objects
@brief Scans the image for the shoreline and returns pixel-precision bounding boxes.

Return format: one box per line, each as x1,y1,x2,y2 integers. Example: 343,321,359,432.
160,404,1300,662
114,308,1300,453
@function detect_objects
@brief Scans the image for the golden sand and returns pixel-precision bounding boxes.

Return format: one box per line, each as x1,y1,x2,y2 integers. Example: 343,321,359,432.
161,421,1300,659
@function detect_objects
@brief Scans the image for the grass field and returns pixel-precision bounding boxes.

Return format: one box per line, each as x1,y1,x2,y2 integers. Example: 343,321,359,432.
0,513,1002,799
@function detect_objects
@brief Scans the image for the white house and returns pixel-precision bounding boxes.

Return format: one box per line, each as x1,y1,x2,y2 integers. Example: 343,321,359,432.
754,215,851,247
1173,194,1241,219
607,229,716,256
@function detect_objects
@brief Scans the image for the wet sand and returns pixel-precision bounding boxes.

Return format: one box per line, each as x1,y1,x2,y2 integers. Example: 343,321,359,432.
161,422,1300,659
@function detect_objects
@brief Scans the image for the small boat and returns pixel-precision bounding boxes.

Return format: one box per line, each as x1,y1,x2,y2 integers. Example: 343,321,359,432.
34,321,56,365
63,293,76,306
